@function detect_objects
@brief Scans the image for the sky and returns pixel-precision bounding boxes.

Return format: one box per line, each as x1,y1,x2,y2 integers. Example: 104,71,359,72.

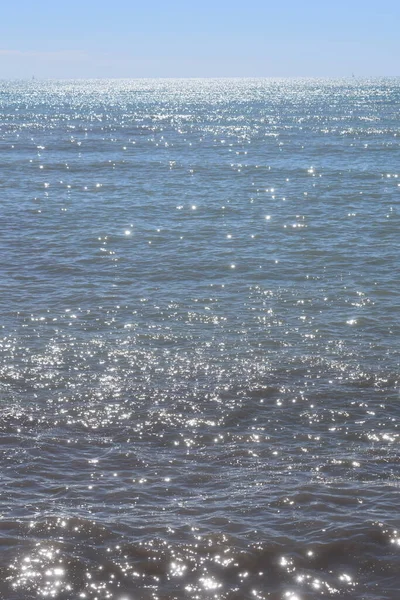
0,0,399,79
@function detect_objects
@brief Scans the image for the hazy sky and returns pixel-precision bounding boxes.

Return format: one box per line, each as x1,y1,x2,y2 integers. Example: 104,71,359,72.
1,0,399,78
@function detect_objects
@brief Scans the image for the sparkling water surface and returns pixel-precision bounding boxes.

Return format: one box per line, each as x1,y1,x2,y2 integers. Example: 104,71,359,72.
0,78,399,599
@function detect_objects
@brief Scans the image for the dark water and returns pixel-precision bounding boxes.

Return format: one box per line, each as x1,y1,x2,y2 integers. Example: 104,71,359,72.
0,78,399,599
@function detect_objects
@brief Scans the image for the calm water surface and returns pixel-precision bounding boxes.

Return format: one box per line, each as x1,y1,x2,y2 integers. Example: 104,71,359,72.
0,78,399,599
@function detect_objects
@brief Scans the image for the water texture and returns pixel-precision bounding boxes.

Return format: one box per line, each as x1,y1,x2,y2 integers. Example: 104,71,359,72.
0,78,399,599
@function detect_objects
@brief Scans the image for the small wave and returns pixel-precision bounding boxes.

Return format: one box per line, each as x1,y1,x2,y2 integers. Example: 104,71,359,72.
1,518,399,599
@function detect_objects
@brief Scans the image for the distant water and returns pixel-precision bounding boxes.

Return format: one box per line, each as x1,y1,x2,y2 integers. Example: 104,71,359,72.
0,78,399,599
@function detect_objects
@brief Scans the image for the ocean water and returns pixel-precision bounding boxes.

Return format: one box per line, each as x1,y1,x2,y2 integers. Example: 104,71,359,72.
0,78,399,599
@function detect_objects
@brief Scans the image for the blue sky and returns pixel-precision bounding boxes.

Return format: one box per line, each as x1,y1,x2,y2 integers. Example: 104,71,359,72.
0,0,399,78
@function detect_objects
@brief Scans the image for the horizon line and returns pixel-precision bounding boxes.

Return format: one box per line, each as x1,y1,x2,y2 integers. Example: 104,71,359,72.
1,74,400,81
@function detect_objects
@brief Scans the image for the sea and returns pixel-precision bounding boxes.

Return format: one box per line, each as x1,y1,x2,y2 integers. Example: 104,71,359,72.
0,78,399,599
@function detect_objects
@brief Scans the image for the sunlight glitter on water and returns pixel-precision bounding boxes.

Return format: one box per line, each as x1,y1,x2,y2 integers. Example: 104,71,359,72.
1,77,400,599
